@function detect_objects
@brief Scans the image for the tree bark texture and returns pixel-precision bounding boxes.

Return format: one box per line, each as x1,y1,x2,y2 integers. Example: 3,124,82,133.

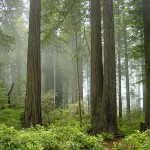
143,0,150,128
24,0,42,127
103,0,118,134
90,0,103,135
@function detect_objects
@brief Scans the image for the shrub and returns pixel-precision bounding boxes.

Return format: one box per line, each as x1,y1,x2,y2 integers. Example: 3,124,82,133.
101,132,114,141
42,90,64,125
68,103,80,116
113,130,150,150
42,90,55,114
118,110,144,135
0,124,106,150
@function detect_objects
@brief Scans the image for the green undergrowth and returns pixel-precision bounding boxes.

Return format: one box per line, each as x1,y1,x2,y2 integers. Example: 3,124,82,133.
0,108,106,150
0,124,106,150
113,130,150,150
0,107,148,150
118,110,144,135
113,111,150,149
0,107,23,129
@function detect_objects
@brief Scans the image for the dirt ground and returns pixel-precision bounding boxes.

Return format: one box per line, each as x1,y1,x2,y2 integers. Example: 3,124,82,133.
103,137,122,149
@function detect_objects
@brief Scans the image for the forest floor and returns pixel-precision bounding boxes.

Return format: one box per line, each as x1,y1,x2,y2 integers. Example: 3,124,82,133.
0,107,145,149
103,137,122,150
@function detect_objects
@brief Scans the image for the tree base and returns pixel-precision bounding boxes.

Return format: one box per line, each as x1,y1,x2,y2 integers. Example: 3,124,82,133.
140,122,147,132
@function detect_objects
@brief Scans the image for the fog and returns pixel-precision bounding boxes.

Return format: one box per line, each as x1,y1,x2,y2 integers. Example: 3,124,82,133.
0,0,143,115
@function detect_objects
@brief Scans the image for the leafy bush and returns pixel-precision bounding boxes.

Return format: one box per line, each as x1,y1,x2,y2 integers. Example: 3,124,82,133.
0,125,19,149
42,90,64,125
101,132,114,141
42,90,55,114
68,103,81,116
0,124,106,150
113,130,150,150
81,123,91,133
118,110,144,135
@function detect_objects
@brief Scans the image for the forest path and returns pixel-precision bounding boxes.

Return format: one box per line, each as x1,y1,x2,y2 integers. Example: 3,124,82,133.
103,137,122,150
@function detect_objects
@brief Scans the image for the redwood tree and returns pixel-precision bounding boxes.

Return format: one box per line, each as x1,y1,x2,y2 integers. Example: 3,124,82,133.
116,0,122,119
143,0,150,128
90,0,103,135
103,0,118,134
24,0,42,127
123,11,130,117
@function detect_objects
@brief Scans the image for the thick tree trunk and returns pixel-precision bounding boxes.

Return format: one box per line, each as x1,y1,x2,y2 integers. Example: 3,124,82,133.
24,0,42,128
90,0,103,135
103,0,118,134
143,0,150,128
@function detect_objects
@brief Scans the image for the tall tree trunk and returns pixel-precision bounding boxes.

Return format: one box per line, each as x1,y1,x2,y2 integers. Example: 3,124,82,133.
75,3,83,127
117,40,122,119
72,58,78,103
117,0,122,119
44,51,54,93
123,24,130,117
55,57,63,107
142,57,146,113
15,32,22,97
63,79,69,108
71,32,78,103
143,0,150,128
87,65,90,113
103,0,118,134
79,59,83,101
90,0,103,135
24,0,42,127
137,76,141,111
71,4,83,104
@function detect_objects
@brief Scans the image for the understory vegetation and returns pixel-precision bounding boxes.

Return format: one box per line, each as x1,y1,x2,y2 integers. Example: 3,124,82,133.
1,0,150,149
0,107,149,150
